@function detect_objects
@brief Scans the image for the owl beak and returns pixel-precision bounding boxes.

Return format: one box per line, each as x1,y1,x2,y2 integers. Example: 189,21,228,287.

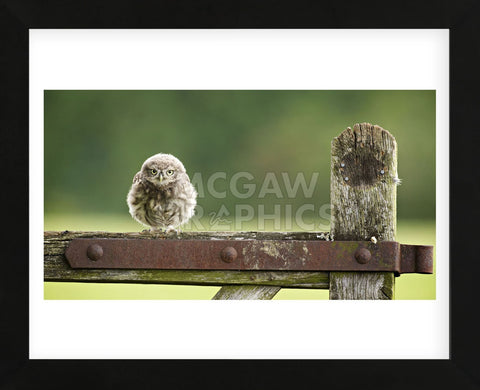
158,173,164,183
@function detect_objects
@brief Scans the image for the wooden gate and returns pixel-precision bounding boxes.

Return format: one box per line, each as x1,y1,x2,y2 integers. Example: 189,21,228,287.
44,123,433,300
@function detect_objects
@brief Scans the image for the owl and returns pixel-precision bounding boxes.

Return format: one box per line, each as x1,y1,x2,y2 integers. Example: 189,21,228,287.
127,153,197,232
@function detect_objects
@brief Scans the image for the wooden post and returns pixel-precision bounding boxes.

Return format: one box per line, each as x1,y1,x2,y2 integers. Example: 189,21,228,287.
329,123,397,300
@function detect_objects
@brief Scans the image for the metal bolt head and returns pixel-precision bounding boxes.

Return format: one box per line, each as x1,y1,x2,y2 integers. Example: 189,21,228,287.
87,244,103,261
220,246,237,263
354,247,371,264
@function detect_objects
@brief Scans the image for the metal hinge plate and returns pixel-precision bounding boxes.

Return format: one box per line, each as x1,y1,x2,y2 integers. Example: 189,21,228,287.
64,239,433,275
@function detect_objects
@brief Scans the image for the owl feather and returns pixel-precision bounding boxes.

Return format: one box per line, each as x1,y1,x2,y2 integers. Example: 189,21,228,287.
127,153,197,232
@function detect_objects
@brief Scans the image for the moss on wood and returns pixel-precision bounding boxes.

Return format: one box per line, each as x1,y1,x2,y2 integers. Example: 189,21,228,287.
329,123,397,300
44,231,330,289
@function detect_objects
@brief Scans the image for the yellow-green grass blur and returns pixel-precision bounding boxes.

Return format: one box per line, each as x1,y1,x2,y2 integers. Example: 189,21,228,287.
44,216,435,300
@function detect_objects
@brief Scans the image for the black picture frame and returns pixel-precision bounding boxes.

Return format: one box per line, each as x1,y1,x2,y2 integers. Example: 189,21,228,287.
1,0,478,388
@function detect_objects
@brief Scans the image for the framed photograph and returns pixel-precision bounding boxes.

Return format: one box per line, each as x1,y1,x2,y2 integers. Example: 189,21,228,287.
1,1,477,388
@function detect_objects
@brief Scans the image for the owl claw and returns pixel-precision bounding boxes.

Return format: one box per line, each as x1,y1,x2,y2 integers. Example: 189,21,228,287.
165,227,179,235
141,227,179,235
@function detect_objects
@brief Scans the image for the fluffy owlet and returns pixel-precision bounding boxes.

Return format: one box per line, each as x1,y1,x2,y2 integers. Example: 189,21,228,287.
127,153,197,232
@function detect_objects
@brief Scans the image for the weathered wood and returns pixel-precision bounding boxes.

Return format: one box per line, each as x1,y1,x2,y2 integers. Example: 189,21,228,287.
329,123,397,300
44,230,331,242
329,272,394,300
212,285,281,300
44,231,330,289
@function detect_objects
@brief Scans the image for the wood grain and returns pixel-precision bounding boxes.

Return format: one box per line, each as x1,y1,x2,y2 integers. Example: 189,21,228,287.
212,285,281,300
329,123,397,300
44,231,330,290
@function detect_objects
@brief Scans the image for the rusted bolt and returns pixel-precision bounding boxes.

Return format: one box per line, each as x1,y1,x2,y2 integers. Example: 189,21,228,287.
355,247,371,264
86,244,103,261
220,246,237,263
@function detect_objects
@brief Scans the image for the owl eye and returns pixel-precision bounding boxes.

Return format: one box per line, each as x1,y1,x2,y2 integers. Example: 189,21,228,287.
166,169,174,176
150,169,157,175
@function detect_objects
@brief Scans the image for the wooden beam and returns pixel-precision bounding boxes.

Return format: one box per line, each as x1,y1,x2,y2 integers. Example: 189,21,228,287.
212,285,281,300
44,231,330,289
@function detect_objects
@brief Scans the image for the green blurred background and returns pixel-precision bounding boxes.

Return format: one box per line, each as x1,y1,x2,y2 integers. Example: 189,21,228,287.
44,90,436,300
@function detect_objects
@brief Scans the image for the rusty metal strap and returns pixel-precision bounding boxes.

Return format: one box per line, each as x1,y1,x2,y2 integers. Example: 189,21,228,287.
64,239,433,275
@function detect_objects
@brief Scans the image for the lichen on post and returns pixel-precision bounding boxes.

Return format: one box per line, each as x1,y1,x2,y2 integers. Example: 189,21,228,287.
329,123,398,300
44,231,330,293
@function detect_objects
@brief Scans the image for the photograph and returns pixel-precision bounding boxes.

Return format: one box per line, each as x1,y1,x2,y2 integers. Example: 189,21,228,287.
43,89,436,300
